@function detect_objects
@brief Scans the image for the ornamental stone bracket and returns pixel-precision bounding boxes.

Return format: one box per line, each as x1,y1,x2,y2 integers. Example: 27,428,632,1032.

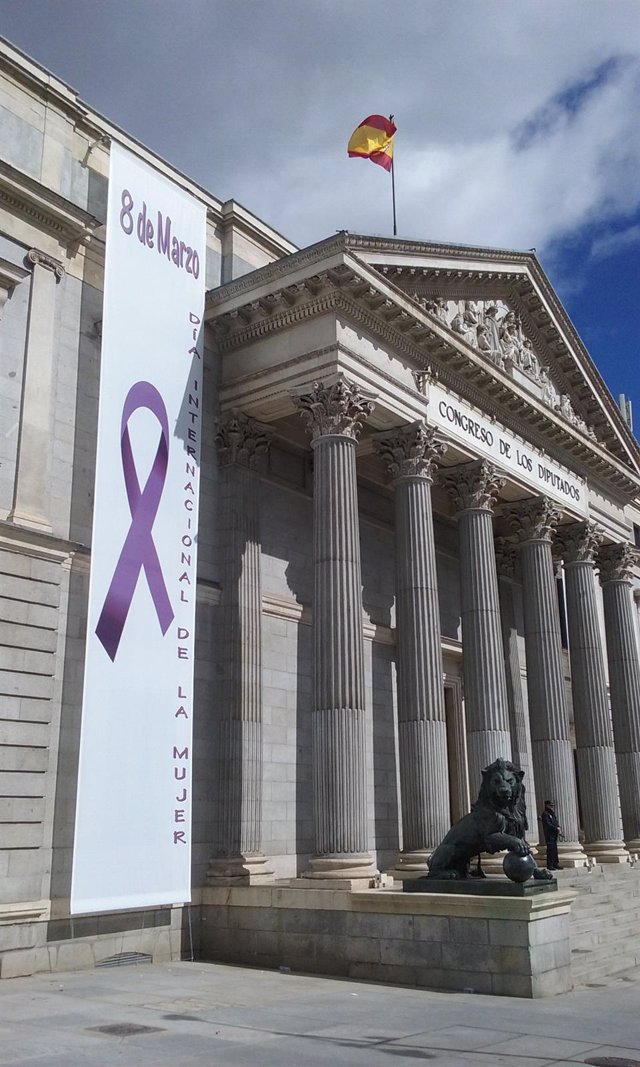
373,421,447,482
26,248,66,281
440,459,505,513
293,377,376,441
555,520,603,565
504,497,562,545
598,542,639,583
215,410,274,470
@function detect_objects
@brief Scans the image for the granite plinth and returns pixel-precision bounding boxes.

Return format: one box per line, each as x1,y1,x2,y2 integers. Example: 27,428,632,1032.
403,876,558,896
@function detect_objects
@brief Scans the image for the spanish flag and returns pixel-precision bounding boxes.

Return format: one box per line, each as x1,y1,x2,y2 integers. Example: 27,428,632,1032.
348,114,397,172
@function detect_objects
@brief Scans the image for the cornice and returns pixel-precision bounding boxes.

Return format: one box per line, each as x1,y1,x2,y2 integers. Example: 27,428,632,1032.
206,232,348,306
346,233,534,264
0,158,101,247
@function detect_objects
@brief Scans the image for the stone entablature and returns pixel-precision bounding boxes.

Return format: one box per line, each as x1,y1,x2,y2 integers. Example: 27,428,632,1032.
206,235,640,502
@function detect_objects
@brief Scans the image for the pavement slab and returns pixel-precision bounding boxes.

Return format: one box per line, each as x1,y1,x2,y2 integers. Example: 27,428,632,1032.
0,961,639,1067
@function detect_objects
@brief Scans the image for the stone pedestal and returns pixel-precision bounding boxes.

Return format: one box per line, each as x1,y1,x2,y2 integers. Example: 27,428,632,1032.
207,413,275,886
375,422,450,874
599,543,640,855
506,499,585,867
442,461,511,795
201,883,576,997
295,379,378,882
558,523,628,864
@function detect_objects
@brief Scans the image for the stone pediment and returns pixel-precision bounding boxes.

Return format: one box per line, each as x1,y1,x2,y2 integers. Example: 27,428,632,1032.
206,232,640,496
407,295,594,441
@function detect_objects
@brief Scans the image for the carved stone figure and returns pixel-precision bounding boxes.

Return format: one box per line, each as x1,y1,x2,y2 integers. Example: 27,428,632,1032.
451,300,479,347
483,304,503,359
499,311,521,365
426,758,553,880
520,337,539,378
540,369,557,409
424,297,449,323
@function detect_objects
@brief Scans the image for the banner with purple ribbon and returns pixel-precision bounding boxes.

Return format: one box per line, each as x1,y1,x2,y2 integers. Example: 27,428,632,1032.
71,143,206,914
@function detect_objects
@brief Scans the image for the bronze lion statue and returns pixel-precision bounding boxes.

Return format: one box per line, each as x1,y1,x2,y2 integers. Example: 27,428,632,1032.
427,758,552,880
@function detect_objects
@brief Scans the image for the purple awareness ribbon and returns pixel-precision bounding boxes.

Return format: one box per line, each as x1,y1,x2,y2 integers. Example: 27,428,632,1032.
95,381,174,661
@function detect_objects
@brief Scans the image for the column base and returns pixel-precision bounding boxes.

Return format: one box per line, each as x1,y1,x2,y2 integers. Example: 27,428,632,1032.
537,841,588,868
390,849,431,877
584,840,630,864
206,852,275,886
304,853,379,882
624,838,640,859
6,507,52,533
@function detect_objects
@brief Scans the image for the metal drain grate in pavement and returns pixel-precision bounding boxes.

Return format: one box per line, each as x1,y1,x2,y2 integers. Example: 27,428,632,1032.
584,1058,640,1066
87,1023,165,1037
96,951,152,968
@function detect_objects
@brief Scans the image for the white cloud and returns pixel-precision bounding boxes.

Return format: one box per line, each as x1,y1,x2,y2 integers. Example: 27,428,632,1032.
590,224,640,260
3,0,640,256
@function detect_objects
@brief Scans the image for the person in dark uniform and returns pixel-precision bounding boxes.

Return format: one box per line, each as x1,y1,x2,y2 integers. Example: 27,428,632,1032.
540,800,563,870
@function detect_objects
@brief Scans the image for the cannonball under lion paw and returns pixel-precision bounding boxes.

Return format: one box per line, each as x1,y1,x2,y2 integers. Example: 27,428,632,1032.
503,851,536,883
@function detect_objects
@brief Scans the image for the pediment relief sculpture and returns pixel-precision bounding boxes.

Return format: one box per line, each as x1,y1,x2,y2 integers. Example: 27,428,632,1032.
412,294,596,440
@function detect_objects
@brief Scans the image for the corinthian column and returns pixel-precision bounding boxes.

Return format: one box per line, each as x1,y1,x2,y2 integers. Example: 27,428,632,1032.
505,498,585,865
294,378,378,882
441,461,511,795
207,412,274,885
374,422,450,872
599,543,640,853
494,537,539,844
557,522,628,862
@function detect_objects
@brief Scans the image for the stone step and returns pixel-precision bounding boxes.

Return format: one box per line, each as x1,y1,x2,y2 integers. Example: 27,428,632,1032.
571,900,640,923
571,949,640,985
571,904,640,930
571,918,640,948
571,902,640,925
566,866,640,985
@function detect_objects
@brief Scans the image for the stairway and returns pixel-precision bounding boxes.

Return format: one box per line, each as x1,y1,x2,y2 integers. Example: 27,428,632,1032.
560,865,640,986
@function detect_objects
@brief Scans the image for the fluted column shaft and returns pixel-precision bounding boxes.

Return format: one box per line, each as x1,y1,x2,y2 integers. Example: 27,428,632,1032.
443,461,511,796
600,544,640,851
208,413,273,885
375,423,450,869
560,523,627,861
295,379,377,880
495,541,539,844
505,499,584,864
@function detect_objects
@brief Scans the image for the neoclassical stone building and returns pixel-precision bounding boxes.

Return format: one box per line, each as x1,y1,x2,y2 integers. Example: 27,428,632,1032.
1,38,640,976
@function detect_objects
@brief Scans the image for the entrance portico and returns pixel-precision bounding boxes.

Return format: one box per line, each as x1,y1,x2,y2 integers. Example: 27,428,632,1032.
205,233,640,882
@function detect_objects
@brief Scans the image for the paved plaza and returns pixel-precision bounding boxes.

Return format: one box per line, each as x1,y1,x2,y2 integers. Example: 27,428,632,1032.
1,960,640,1067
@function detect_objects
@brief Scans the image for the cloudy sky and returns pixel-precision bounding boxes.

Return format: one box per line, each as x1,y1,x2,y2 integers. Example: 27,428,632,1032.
1,0,639,428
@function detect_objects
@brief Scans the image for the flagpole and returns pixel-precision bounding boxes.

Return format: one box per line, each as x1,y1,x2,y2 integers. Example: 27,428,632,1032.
389,113,397,236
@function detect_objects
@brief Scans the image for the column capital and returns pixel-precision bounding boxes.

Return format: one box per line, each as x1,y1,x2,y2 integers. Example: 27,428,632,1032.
215,410,273,469
293,377,375,442
373,421,447,482
441,459,504,513
556,520,603,565
26,248,65,280
504,497,562,544
494,535,520,579
598,542,639,584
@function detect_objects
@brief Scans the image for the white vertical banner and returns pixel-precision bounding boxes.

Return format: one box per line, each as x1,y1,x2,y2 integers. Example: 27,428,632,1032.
71,143,206,913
